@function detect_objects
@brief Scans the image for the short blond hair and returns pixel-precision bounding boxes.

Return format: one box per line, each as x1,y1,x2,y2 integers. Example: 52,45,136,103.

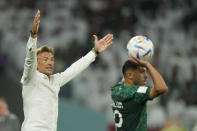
0,98,8,105
37,45,54,55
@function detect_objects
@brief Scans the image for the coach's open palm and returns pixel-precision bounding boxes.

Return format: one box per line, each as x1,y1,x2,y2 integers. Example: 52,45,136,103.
93,34,113,53
31,10,40,38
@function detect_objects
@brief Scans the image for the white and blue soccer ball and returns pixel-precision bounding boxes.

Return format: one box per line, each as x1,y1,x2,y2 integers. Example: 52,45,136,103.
126,36,154,61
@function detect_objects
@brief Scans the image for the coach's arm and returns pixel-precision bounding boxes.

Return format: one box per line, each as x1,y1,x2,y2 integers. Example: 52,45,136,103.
21,10,40,84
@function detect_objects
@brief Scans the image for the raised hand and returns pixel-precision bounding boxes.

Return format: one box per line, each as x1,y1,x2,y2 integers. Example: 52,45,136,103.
93,34,113,53
31,10,40,38
129,57,149,67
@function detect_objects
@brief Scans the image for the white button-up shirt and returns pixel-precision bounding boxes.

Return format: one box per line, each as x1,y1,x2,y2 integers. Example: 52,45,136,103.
21,37,96,131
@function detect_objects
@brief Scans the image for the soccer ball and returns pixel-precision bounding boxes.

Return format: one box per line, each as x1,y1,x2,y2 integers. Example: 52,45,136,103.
126,36,154,61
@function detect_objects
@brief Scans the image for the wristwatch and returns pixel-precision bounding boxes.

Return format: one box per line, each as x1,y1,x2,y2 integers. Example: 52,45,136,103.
92,48,100,56
30,30,37,35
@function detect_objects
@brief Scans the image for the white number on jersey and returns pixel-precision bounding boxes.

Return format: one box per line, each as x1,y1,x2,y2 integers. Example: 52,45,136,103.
113,110,123,128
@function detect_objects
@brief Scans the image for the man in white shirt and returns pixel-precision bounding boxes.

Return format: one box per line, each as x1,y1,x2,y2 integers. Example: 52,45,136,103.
20,10,113,131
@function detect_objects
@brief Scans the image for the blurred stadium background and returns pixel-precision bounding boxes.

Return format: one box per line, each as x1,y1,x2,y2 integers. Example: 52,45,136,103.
0,0,197,131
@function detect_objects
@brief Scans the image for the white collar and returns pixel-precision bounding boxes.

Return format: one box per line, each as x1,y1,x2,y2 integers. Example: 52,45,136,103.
36,70,53,79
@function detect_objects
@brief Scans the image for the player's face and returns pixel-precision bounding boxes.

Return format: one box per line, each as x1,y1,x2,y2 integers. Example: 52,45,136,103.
133,67,147,85
37,52,54,76
0,101,8,117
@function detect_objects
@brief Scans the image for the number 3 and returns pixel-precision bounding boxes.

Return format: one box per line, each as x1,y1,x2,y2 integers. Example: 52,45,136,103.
113,110,123,128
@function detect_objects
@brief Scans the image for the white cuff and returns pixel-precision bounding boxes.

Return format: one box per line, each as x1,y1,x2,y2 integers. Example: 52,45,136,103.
86,51,96,62
27,37,37,51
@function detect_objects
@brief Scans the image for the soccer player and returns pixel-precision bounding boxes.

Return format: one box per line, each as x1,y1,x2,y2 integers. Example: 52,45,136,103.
20,10,113,131
111,57,168,131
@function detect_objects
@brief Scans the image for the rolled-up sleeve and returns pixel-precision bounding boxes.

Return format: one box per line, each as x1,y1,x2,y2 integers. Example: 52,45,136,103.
20,37,37,84
54,51,96,87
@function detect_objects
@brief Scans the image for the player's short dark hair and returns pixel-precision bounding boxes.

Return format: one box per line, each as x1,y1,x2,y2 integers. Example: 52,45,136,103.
122,60,138,76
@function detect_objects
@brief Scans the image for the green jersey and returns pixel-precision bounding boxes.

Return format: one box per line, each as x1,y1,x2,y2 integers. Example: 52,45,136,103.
111,81,152,131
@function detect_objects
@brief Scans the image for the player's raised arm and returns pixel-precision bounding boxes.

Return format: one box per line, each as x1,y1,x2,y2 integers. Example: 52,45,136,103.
21,10,40,84
129,57,168,99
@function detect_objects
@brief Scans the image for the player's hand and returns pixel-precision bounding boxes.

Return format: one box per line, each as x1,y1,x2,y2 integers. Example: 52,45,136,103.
31,10,40,38
129,57,150,67
93,34,113,53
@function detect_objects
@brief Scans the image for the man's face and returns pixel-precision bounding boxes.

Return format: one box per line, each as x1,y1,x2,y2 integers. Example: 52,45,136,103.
133,67,147,86
0,100,8,117
37,52,54,76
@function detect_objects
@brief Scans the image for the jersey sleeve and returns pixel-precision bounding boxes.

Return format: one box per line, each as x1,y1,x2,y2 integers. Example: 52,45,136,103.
132,86,152,104
111,84,152,102
111,85,137,101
